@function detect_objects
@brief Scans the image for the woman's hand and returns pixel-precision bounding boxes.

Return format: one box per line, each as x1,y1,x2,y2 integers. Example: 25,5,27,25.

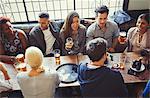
65,42,74,50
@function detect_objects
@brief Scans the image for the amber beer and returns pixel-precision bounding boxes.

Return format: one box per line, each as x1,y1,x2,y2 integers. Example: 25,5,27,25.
16,64,27,71
55,53,60,65
15,54,27,71
54,49,61,65
16,54,24,63
119,32,126,44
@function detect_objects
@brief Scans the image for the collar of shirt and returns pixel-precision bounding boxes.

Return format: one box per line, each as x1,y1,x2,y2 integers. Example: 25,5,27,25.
95,21,110,30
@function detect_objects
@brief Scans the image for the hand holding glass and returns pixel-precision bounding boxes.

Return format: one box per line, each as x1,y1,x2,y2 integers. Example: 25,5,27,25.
65,37,74,50
118,32,127,44
15,54,27,71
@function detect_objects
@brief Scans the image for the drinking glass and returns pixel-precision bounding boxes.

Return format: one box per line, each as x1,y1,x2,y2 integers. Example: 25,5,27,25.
14,54,27,71
65,37,74,51
54,49,61,65
119,32,127,44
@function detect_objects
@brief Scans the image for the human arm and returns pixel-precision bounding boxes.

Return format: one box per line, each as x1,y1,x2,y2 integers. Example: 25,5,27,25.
0,63,10,80
17,29,28,51
76,25,86,54
0,40,16,64
126,27,137,52
109,22,120,52
59,31,69,55
86,25,95,44
142,80,150,97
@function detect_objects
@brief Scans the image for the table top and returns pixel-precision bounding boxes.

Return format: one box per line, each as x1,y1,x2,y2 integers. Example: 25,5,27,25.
0,52,149,91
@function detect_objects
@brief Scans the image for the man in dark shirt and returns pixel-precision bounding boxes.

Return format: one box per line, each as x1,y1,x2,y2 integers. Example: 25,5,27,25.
29,12,63,56
78,38,128,98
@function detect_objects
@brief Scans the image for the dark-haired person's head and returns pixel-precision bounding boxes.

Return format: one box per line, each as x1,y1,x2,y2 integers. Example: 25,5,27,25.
95,5,109,17
0,16,13,35
38,12,50,30
136,13,150,33
86,38,107,62
0,16,10,24
39,12,49,19
95,5,109,28
138,13,149,24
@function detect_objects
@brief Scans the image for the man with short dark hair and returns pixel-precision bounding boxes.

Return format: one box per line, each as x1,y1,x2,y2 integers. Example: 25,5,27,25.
29,12,62,56
86,5,119,52
78,38,128,97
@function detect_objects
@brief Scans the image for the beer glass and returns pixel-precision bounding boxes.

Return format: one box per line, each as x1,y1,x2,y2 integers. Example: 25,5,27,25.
119,32,126,44
54,49,61,65
15,54,27,71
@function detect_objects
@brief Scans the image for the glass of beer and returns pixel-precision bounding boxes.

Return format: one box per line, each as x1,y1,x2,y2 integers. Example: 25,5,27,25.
54,49,61,65
16,54,24,63
15,54,27,71
119,32,126,44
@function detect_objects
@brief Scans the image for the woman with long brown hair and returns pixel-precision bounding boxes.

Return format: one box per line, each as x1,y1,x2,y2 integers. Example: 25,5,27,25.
60,11,86,55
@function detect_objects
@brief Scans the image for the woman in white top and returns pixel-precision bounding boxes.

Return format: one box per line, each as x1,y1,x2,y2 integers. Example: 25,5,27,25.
17,46,60,98
127,13,150,52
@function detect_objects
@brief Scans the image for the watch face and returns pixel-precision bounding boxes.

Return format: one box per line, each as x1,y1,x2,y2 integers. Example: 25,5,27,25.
56,63,78,83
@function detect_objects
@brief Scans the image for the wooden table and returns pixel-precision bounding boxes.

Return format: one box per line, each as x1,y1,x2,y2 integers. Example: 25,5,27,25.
42,55,79,87
0,55,79,90
0,52,149,91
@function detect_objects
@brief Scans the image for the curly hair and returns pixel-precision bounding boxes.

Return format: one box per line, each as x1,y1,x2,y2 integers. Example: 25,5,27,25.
0,16,10,24
0,16,10,36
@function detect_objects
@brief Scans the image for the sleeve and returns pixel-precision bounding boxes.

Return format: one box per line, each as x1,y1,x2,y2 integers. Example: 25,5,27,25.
59,31,68,55
79,27,86,54
28,28,38,47
112,22,120,38
127,27,135,51
116,72,128,97
86,24,95,44
18,29,28,52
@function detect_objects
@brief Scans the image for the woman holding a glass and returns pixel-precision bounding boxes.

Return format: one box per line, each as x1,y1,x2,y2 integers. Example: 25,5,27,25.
60,11,86,55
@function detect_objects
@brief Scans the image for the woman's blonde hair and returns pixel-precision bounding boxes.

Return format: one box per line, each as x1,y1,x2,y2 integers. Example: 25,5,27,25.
25,46,43,69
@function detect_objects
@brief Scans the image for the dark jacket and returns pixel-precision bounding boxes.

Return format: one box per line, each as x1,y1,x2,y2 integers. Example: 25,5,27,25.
29,21,62,56
78,63,128,98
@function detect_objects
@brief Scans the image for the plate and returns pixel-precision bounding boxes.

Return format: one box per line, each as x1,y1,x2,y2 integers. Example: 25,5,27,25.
56,63,78,83
130,64,145,72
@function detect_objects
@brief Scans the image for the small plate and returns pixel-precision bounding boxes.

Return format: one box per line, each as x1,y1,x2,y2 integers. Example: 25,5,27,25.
130,64,145,72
